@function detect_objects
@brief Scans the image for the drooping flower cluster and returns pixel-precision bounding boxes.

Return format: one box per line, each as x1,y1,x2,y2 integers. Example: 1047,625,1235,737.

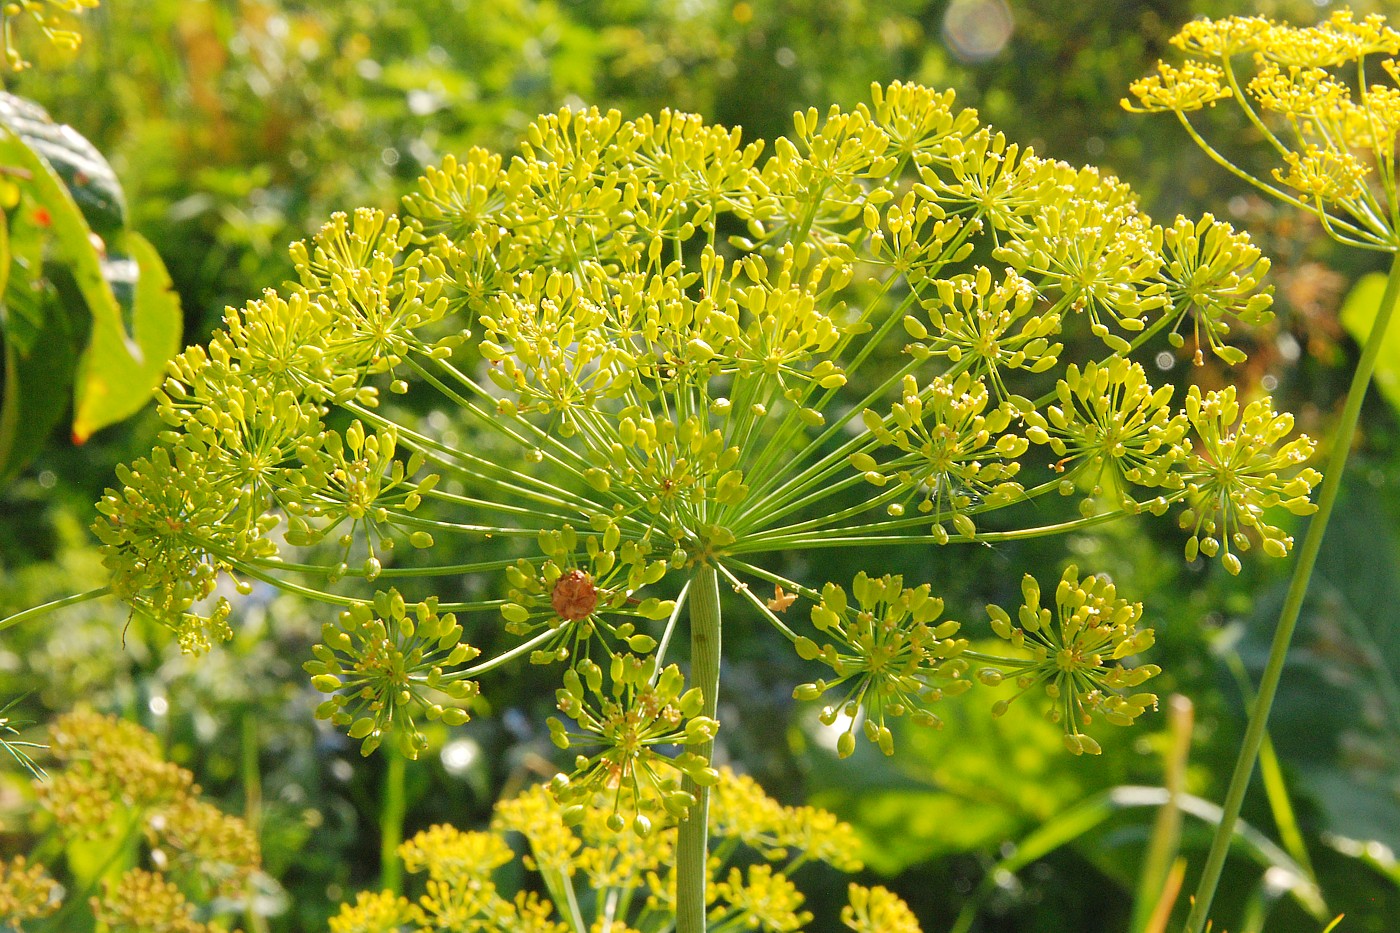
69,79,1320,821
328,768,915,933
1126,10,1400,252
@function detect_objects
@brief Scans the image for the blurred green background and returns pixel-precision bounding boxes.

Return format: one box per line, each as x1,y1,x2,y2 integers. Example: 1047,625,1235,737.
4,1,1400,930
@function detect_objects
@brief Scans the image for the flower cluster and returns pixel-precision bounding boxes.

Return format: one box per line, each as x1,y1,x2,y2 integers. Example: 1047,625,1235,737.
501,523,675,665
549,657,718,834
981,567,1160,755
306,589,479,758
0,0,99,70
1127,10,1400,251
329,768,917,933
0,856,58,927
8,709,261,931
1177,386,1321,574
62,80,1321,863
793,572,970,757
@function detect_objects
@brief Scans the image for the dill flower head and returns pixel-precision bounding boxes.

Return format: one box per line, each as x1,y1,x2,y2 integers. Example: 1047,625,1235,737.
306,589,479,758
1128,9,1400,250
0,856,59,925
549,657,719,832
794,572,969,757
1022,357,1189,509
0,0,99,70
1177,386,1321,574
983,566,1160,755
90,868,219,933
71,78,1319,793
17,710,261,930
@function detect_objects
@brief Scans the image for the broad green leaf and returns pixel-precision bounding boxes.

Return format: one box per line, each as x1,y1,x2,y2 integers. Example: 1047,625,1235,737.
72,230,181,441
0,92,126,236
0,184,90,480
0,292,80,483
1339,271,1400,415
0,126,140,361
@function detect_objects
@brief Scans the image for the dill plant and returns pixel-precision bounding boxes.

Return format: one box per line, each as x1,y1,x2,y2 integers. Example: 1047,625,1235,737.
5,81,1322,930
1126,9,1400,931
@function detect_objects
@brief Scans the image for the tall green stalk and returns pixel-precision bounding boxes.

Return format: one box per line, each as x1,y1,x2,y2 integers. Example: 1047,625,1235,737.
1184,251,1400,933
380,747,407,895
676,562,720,933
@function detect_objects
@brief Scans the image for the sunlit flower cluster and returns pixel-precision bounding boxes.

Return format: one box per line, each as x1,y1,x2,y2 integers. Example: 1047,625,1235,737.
75,79,1318,819
329,768,917,933
1177,386,1321,574
307,589,479,758
1127,10,1400,251
549,657,718,833
794,572,970,757
0,0,98,70
980,567,1160,756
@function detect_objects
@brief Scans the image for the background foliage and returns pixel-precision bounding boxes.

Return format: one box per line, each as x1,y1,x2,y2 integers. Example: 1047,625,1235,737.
3,1,1400,931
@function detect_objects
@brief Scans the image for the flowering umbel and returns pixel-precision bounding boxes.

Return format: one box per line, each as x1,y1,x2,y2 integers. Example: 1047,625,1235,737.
1126,10,1400,253
2,709,261,933
43,81,1318,869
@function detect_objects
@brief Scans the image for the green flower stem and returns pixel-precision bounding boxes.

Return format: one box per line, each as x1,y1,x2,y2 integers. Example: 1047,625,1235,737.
223,560,362,606
409,356,613,492
735,354,927,529
343,400,596,513
733,499,1158,553
676,561,721,933
379,746,407,895
0,585,111,633
441,625,567,681
742,284,921,505
241,710,270,933
1184,249,1400,933
245,554,526,578
650,578,691,681
421,486,582,525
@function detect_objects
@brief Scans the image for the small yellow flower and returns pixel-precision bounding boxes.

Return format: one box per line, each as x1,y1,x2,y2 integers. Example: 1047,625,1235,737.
1123,60,1232,114
1169,15,1274,59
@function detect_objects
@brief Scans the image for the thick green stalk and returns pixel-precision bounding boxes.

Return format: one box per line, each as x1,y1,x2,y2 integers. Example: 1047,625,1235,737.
676,562,721,933
1184,251,1400,933
379,748,407,895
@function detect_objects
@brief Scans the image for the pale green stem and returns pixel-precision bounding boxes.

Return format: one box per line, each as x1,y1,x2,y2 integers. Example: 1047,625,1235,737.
379,747,407,895
676,563,720,933
242,711,270,933
1183,250,1400,933
0,585,111,633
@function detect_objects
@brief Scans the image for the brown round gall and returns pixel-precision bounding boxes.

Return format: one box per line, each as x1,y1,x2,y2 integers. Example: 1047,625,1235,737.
551,569,598,621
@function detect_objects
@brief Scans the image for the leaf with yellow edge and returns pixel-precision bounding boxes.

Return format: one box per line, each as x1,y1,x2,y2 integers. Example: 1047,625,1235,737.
72,230,181,441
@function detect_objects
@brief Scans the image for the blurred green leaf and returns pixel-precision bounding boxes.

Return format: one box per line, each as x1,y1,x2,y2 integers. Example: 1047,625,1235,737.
1340,271,1400,415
